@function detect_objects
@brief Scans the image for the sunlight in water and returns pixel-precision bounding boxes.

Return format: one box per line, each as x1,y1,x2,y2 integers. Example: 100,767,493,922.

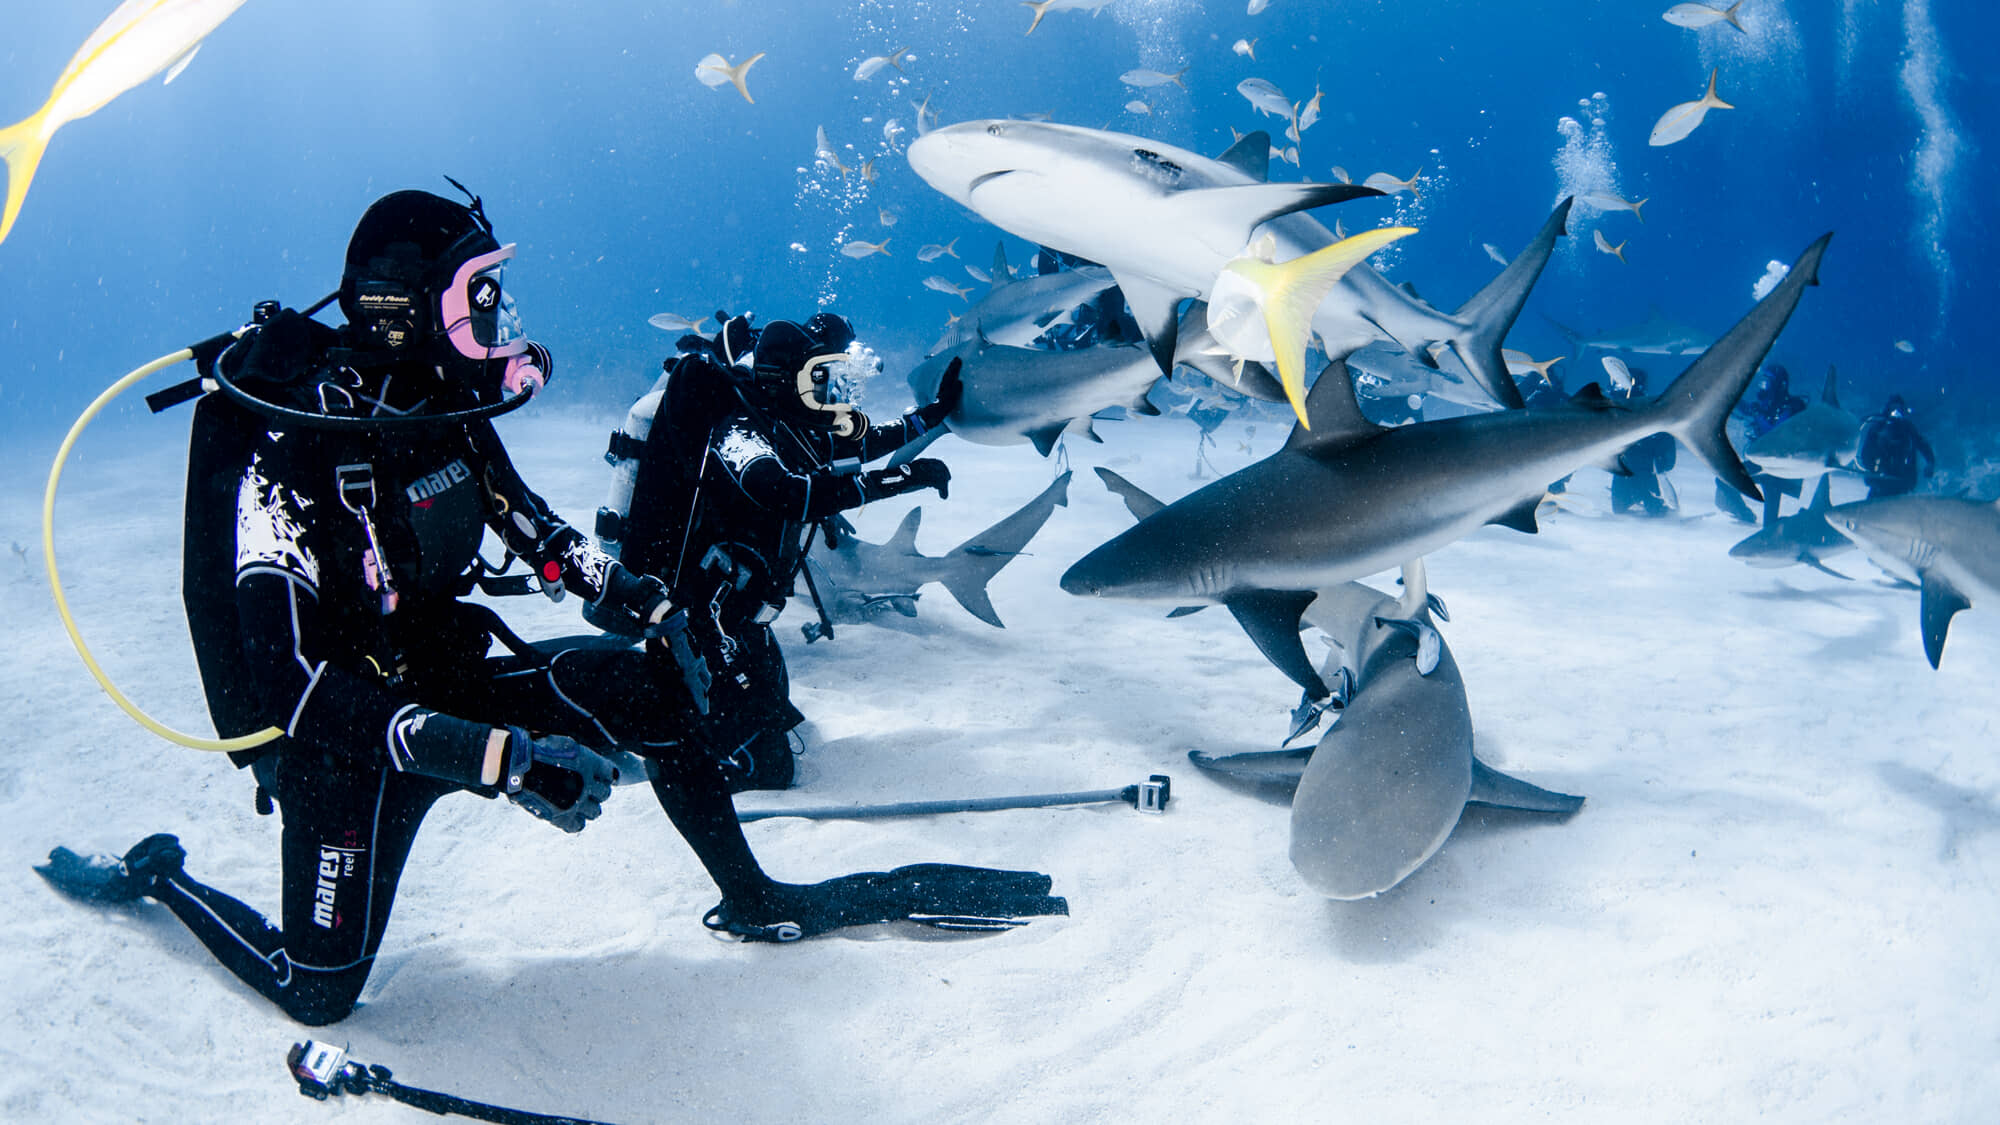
1900,0,1962,337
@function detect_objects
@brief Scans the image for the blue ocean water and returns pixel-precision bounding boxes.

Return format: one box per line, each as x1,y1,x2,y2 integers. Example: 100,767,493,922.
0,0,1991,450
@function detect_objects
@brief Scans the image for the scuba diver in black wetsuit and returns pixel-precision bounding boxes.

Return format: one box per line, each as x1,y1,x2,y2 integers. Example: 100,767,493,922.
1854,394,1937,499
35,189,1061,1024
599,311,964,791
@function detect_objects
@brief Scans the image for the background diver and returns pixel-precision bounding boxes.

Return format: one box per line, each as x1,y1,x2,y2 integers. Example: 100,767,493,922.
35,187,1063,1025
597,309,963,791
1854,394,1937,499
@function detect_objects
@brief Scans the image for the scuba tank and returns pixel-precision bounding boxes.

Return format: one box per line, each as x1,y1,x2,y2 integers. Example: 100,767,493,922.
595,373,669,560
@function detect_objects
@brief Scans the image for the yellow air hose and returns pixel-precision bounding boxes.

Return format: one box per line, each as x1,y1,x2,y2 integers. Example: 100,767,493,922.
41,340,280,752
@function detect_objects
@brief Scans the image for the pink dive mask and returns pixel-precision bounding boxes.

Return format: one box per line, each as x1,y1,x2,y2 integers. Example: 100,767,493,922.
441,242,544,398
441,243,528,361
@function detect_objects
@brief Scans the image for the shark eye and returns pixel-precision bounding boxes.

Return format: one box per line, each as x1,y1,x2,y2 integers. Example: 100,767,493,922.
986,123,1006,137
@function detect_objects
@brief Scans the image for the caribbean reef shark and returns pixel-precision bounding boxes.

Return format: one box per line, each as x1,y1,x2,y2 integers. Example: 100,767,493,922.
1061,234,1831,697
907,120,1568,413
1727,473,1854,578
1740,366,1861,480
801,472,1071,631
1823,494,2000,668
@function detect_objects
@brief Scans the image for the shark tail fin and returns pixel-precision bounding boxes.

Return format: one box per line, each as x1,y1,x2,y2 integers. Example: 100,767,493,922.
938,472,1072,628
1451,199,1573,411
1231,226,1416,428
1659,233,1831,502
0,108,52,248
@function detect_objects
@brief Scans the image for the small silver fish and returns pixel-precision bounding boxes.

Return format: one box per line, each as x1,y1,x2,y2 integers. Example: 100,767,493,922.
1236,77,1293,121
1120,66,1188,89
1483,242,1507,265
843,238,891,258
923,275,973,299
1663,1,1745,33
879,208,898,227
1232,38,1257,61
1125,100,1152,115
1582,191,1648,222
1593,228,1627,263
1601,354,1634,394
1649,68,1733,146
917,238,959,262
1893,339,1915,354
854,46,912,82
648,312,707,333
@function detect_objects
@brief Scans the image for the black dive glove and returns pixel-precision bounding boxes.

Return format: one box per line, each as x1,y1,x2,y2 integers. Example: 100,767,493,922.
584,565,675,638
905,357,964,437
858,458,951,502
504,727,618,834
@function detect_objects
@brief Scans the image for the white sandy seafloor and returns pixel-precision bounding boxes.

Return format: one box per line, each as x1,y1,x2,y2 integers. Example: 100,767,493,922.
2,400,1996,1124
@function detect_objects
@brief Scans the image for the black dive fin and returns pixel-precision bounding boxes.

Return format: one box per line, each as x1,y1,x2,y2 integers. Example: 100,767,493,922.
703,864,1067,943
1224,589,1328,698
34,834,185,905
1467,758,1585,815
1919,572,1971,669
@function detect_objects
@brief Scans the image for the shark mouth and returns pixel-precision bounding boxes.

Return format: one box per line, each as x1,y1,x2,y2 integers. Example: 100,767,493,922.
968,169,1017,193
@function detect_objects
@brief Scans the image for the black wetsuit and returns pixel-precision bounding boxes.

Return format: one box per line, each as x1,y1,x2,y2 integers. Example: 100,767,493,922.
155,378,770,1025
626,356,925,785
1855,412,1936,499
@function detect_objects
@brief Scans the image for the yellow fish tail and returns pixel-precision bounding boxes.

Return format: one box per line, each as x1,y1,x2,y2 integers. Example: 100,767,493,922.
0,108,53,248
1230,226,1417,428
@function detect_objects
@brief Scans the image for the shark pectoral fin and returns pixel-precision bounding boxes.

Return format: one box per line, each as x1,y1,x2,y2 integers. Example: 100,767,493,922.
1113,273,1189,376
1489,497,1541,534
1025,423,1066,457
1372,616,1441,675
1918,571,1971,669
0,108,53,248
1804,558,1852,581
1189,747,1311,789
1165,605,1207,618
1094,466,1166,521
1226,590,1328,698
1468,757,1585,816
1173,182,1385,244
1215,130,1273,182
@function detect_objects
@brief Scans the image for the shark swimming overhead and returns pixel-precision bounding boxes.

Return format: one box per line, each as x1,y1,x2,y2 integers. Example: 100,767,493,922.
1823,494,2000,668
0,0,250,247
1061,234,1831,686
906,119,1572,414
1545,308,1715,357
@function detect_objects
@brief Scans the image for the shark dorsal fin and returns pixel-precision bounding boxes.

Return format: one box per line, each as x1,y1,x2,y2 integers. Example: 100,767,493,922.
886,507,923,554
1807,473,1833,512
1569,381,1614,407
1216,130,1272,181
1819,365,1839,409
1282,359,1381,454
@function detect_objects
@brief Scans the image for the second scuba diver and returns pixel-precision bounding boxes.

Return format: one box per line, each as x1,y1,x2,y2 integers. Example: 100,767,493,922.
597,311,964,791
35,186,1063,1026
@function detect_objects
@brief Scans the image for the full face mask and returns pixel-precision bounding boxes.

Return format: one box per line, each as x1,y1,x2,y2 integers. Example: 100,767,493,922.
439,243,545,397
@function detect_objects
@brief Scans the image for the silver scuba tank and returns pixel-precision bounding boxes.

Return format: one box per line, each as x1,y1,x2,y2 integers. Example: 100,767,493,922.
595,373,670,559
